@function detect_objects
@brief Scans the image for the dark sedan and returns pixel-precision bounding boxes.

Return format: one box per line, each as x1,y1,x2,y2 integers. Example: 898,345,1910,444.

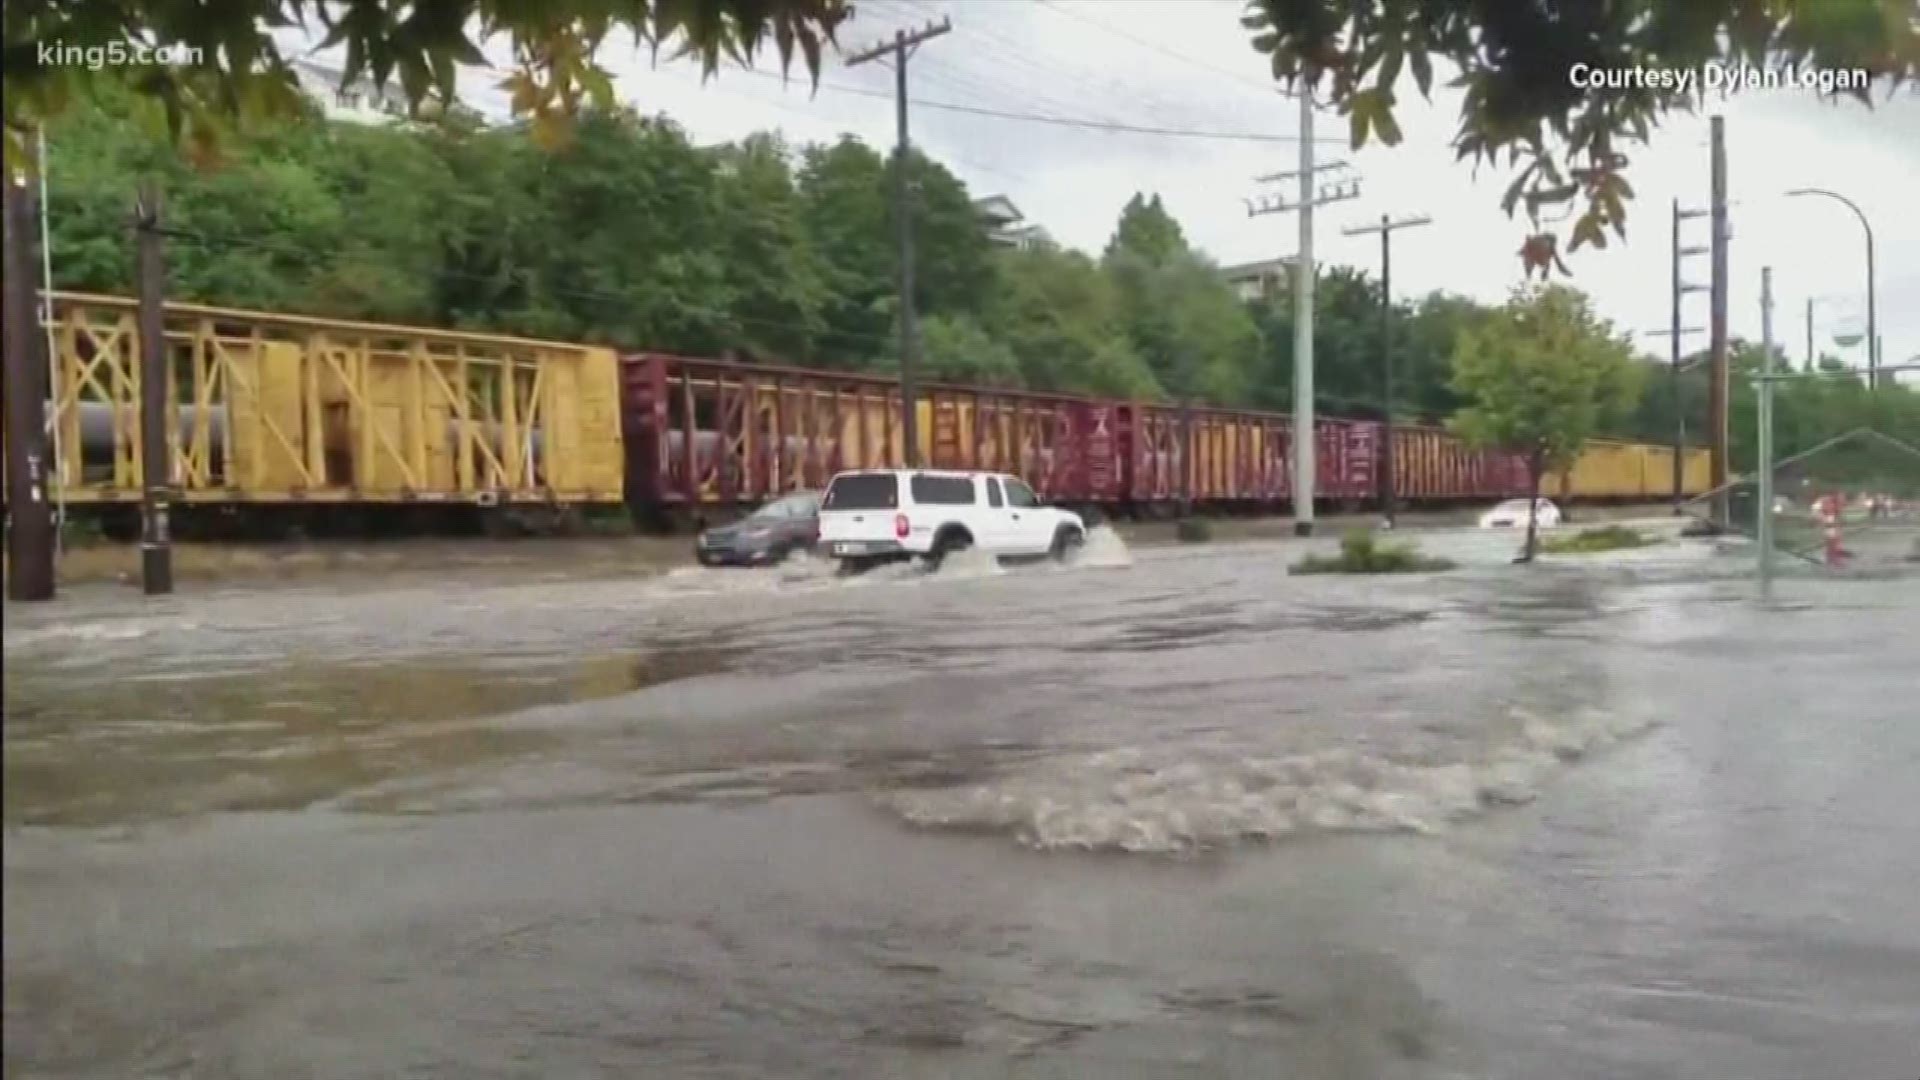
694,491,821,567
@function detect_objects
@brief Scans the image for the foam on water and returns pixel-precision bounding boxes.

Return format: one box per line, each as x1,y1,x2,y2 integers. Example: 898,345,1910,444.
880,707,1656,854
3,617,203,652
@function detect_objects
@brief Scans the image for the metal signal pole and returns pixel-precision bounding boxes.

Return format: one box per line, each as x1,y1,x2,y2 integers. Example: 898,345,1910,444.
844,16,951,469
1342,212,1429,529
1248,92,1358,537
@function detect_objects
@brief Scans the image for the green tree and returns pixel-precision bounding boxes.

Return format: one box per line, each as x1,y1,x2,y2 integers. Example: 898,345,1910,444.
1112,251,1259,403
987,246,1160,398
712,132,828,362
5,0,851,164
920,313,1023,388
1101,194,1255,403
796,138,994,370
1448,283,1641,560
1103,193,1187,266
495,110,734,351
892,151,995,322
44,82,452,322
797,137,894,367
1240,0,1917,276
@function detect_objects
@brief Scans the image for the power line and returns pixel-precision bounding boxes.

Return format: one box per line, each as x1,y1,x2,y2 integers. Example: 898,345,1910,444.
653,65,1038,188
734,66,1340,143
1031,0,1301,101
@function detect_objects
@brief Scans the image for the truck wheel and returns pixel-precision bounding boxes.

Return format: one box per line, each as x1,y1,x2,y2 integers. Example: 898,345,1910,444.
1050,525,1085,562
922,530,971,570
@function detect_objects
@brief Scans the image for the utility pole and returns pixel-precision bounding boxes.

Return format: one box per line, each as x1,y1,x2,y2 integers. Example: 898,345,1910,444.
1341,212,1430,529
4,166,56,601
1707,116,1730,528
1672,198,1710,513
134,184,173,595
1804,298,1816,370
844,16,951,469
1757,266,1776,600
1247,92,1358,537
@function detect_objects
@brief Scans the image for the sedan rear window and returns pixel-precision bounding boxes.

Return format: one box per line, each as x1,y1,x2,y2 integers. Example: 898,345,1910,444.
823,473,899,510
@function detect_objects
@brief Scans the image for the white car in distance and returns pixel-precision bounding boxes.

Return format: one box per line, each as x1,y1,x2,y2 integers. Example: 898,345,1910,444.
816,469,1087,571
1479,497,1562,530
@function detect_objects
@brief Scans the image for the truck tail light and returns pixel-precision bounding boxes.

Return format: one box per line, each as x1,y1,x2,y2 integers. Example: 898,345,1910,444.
894,513,910,539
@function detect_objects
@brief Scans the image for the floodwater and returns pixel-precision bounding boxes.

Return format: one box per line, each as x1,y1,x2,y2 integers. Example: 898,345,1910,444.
5,523,1918,1079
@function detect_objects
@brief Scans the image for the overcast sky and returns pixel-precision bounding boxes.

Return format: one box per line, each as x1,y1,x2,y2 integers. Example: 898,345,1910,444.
340,0,1918,378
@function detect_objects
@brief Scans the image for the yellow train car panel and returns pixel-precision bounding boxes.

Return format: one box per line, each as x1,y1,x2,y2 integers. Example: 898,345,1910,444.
33,293,624,507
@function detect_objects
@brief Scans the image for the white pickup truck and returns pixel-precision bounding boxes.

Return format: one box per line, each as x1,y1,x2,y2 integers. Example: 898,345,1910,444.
816,469,1087,571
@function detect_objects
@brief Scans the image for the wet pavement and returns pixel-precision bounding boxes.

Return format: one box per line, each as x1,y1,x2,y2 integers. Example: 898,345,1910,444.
5,523,1918,1079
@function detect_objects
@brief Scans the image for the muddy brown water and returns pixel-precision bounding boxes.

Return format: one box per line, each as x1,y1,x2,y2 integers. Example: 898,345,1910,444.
5,522,1918,1079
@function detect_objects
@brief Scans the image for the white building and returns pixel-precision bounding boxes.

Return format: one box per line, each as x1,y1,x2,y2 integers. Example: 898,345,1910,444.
972,195,1054,251
1219,257,1295,303
289,58,428,125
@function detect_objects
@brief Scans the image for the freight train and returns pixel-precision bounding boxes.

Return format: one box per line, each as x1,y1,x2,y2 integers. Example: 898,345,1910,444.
6,293,1711,536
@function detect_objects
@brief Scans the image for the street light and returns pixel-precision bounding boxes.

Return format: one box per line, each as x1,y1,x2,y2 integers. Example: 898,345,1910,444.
1786,188,1877,389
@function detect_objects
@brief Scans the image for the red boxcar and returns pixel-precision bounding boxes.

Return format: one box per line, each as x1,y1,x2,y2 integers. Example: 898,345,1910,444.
621,352,1536,515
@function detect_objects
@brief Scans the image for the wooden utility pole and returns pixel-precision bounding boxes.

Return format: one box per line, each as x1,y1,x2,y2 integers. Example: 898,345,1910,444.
4,168,56,601
844,16,951,470
1671,199,1709,513
1247,102,1358,537
134,184,173,595
1341,212,1429,529
1707,116,1730,527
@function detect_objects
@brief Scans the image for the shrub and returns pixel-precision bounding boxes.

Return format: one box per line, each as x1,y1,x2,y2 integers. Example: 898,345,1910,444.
1290,529,1456,574
1540,525,1656,554
1176,517,1213,543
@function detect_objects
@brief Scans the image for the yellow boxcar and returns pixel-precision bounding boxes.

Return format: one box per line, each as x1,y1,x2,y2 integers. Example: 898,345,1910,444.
31,293,625,506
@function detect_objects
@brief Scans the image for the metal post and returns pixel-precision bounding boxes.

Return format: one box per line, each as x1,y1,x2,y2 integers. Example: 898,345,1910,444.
844,17,950,470
3,169,56,601
1805,297,1814,370
1708,116,1730,528
135,184,173,595
1757,267,1776,599
1379,218,1393,527
1671,200,1684,512
1292,88,1316,537
1852,216,1876,390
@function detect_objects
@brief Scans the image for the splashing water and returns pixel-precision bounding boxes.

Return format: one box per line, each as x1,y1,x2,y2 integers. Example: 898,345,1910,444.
1065,525,1134,570
878,707,1656,854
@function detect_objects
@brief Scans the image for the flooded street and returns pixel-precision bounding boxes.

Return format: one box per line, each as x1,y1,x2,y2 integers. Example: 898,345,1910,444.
6,525,1918,1079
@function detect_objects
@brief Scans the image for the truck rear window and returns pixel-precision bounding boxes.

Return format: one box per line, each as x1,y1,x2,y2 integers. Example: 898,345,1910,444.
823,473,899,510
